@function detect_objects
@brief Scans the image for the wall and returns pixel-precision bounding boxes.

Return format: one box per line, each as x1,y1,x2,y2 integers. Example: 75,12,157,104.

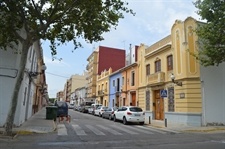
109,72,122,108
0,38,42,127
201,62,225,125
98,46,125,74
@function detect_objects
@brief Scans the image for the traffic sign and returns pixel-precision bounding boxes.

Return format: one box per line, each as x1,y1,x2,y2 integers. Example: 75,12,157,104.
160,90,167,98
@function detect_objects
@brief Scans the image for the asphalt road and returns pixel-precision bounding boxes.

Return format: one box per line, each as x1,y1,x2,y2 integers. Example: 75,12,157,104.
1,109,225,149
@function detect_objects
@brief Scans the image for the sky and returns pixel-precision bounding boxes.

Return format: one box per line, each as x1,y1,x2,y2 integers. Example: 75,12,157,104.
42,0,201,98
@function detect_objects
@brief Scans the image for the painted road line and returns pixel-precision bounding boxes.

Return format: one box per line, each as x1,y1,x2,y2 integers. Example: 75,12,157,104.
97,125,122,135
57,124,68,136
135,125,167,134
110,125,139,135
124,125,154,134
72,124,87,135
86,125,105,135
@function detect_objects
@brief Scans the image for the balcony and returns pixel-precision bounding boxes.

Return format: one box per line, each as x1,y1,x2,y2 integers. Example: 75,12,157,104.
147,72,165,86
98,90,105,96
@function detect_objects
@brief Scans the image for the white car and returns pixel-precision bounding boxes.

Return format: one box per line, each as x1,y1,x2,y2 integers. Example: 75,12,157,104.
113,106,145,125
94,106,107,117
89,104,102,115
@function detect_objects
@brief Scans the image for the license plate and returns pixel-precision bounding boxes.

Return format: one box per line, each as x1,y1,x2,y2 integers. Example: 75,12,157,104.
134,114,140,116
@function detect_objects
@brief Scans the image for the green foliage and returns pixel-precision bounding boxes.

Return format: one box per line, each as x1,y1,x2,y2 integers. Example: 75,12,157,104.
194,0,225,66
0,0,134,56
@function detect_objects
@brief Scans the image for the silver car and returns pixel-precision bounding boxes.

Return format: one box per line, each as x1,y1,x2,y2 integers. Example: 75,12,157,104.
102,107,118,120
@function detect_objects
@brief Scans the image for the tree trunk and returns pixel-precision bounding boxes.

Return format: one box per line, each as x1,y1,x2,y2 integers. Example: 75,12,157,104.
4,41,30,136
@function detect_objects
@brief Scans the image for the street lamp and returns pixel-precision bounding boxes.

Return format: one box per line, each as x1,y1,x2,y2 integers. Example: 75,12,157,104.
170,73,182,86
28,64,47,78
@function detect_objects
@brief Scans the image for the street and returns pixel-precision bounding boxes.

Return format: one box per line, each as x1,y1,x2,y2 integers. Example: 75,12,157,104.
1,109,225,149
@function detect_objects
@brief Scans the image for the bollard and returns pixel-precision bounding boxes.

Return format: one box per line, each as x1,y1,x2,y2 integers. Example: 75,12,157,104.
165,118,167,127
149,116,151,124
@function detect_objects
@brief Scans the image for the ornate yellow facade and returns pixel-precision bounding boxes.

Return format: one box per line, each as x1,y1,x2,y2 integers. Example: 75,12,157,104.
138,17,202,126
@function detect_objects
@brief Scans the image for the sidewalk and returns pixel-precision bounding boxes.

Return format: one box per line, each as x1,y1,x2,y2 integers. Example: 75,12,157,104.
0,108,56,135
147,121,225,134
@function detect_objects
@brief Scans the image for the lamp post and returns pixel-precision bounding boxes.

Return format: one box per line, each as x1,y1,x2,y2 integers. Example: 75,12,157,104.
170,73,182,86
28,64,47,78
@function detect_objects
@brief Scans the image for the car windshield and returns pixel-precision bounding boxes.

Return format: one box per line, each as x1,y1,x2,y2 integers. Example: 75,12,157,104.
129,107,143,112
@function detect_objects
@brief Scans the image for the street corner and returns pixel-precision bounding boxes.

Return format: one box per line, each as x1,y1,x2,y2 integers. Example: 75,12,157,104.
0,131,18,140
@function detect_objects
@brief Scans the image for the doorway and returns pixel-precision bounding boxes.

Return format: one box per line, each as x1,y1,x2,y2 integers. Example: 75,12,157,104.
131,92,136,106
154,90,164,120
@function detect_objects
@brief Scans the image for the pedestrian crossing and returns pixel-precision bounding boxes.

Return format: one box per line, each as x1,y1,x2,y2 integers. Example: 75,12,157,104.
57,123,171,136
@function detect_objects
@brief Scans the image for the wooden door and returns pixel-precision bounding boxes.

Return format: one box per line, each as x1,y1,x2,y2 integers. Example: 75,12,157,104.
131,93,136,106
155,90,164,120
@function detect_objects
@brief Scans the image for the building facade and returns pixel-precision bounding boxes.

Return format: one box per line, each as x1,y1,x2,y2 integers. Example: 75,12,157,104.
64,73,87,102
0,40,47,127
96,68,112,106
86,46,125,102
137,17,202,126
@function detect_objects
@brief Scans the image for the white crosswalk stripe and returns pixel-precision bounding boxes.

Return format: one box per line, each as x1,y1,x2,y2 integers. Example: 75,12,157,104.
72,124,87,135
57,124,68,136
57,124,170,136
86,125,105,135
109,125,139,134
96,125,122,135
122,125,154,134
134,126,167,134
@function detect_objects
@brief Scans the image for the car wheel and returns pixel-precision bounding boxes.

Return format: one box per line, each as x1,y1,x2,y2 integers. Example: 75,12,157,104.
113,115,117,122
109,115,111,120
139,122,144,125
123,117,127,125
99,113,101,117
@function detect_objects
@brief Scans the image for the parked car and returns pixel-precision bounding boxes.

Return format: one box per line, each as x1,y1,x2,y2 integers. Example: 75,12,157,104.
113,106,145,125
94,106,107,117
54,101,68,117
89,104,102,115
102,107,118,120
80,106,91,113
67,103,74,109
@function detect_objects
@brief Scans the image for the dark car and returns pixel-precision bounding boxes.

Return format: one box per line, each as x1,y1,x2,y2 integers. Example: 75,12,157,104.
54,101,68,117
102,107,117,120
80,106,91,113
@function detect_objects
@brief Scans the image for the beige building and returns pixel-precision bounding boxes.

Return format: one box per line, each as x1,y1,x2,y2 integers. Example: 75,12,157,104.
138,17,202,126
64,73,88,102
86,51,98,100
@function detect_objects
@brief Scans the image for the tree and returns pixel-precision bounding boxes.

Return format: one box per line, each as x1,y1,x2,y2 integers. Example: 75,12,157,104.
194,0,225,66
0,0,134,136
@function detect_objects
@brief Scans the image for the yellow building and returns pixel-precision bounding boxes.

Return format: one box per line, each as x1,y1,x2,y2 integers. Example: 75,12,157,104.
96,68,112,106
138,17,202,126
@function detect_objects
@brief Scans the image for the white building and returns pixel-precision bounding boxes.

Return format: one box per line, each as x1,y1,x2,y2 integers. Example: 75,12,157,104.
0,40,44,127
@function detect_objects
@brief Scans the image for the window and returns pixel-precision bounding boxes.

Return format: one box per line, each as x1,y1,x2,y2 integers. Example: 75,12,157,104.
23,87,27,106
146,64,150,75
113,80,115,87
155,60,161,72
131,71,135,86
168,87,174,112
167,55,173,71
122,77,124,85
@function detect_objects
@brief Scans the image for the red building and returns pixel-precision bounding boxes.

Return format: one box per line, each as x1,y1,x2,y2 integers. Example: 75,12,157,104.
98,46,125,74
